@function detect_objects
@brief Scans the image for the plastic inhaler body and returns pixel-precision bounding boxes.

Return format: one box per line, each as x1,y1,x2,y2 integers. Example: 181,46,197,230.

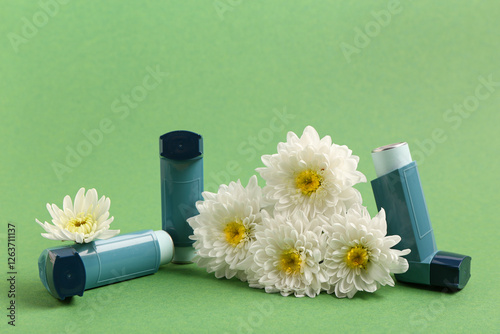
160,130,203,263
370,142,471,290
38,230,173,300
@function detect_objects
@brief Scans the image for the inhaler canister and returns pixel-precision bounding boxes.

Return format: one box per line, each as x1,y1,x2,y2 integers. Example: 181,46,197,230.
159,130,203,263
38,230,173,300
371,142,471,290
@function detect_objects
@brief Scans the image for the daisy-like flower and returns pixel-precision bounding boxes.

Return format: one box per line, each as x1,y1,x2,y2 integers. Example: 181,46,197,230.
36,188,119,244
187,175,263,281
248,211,328,297
257,126,366,220
323,204,410,298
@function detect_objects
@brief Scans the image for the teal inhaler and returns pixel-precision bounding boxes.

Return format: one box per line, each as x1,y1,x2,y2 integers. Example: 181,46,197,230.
159,130,203,263
38,230,174,300
371,142,471,290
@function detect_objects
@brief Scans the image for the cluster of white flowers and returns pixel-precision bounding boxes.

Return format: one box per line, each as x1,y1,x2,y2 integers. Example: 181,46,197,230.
188,126,410,298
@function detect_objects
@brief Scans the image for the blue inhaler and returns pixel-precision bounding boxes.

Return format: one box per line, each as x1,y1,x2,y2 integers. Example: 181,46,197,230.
371,142,471,290
160,130,203,263
38,230,173,300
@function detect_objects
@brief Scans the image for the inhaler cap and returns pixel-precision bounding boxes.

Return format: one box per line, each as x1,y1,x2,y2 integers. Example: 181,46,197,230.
38,247,86,300
430,251,471,290
159,130,203,160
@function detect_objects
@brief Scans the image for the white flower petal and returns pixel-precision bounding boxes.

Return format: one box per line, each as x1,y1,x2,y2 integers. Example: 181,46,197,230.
84,188,98,214
73,188,85,214
63,195,73,213
46,203,59,221
95,197,111,220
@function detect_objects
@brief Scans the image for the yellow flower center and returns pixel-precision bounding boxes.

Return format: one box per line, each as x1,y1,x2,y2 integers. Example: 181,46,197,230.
280,249,302,275
224,221,247,246
345,245,369,269
295,169,322,195
67,214,95,235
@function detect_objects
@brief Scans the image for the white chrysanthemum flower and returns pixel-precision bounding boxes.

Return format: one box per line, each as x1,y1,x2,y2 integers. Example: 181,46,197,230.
248,211,328,297
188,175,263,281
323,204,410,298
36,188,119,244
257,126,366,219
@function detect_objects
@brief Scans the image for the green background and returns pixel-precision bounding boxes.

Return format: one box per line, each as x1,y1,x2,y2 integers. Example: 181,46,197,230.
1,0,499,333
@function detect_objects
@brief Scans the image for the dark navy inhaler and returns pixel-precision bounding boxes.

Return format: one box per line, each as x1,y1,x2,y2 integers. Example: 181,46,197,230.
160,130,203,263
370,142,471,290
38,230,174,300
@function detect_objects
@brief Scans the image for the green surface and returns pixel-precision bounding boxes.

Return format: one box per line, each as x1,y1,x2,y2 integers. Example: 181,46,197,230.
1,1,499,333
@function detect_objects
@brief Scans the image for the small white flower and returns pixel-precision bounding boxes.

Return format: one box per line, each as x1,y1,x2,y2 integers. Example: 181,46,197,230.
257,126,366,220
188,175,263,281
248,211,328,297
36,188,119,244
323,204,410,298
